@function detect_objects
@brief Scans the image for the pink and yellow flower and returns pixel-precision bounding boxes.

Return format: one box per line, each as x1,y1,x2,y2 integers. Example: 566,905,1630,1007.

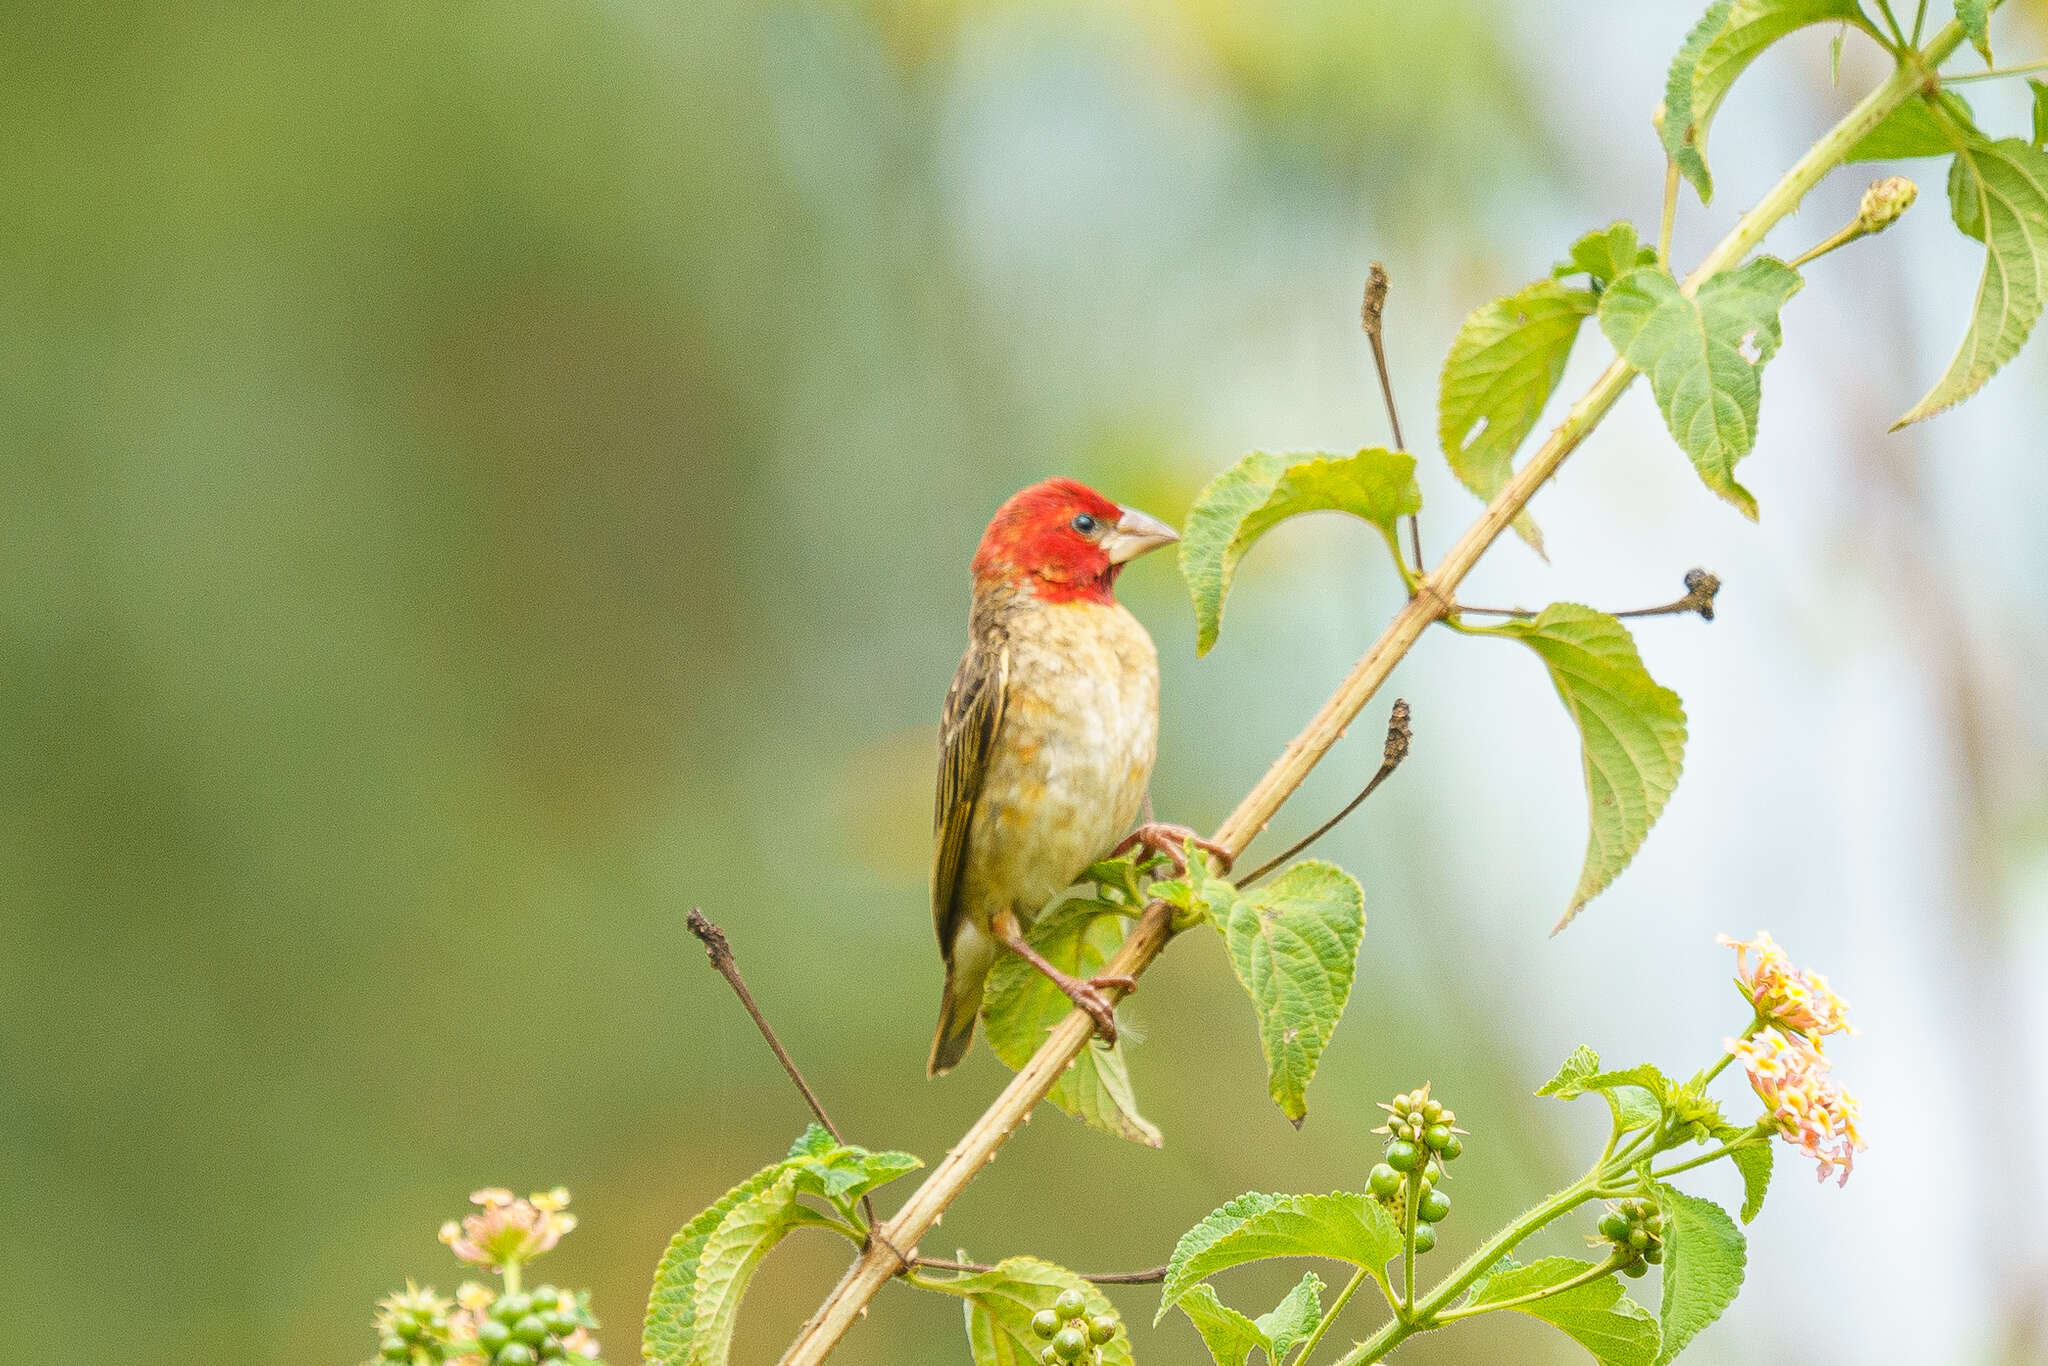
438,1187,578,1270
1719,931,1854,1039
1728,1027,1866,1186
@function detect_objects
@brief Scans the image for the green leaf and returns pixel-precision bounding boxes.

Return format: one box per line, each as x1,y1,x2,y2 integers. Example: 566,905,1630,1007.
1957,0,1992,64
1215,860,1365,1124
984,901,1162,1146
785,1130,923,1209
1652,1185,1746,1364
1256,1271,1325,1363
1176,1273,1324,1366
1176,1286,1268,1366
1537,1045,1602,1097
1468,1258,1662,1366
1663,0,1868,201
1598,259,1803,518
1553,222,1660,287
1726,1134,1774,1223
688,1169,839,1366
1490,605,1688,929
1180,448,1421,655
2030,80,2048,151
1845,90,1977,161
645,1164,787,1366
1535,1051,1667,1130
950,1258,1133,1366
1157,1193,1403,1321
1438,281,1596,554
1899,138,2048,425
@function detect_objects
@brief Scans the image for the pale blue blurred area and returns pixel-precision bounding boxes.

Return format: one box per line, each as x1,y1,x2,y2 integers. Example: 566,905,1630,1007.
5,2,2046,1364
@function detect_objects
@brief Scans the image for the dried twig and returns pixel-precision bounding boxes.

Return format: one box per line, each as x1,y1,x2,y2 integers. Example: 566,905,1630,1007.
1456,568,1722,622
1361,264,1422,572
1235,699,1413,891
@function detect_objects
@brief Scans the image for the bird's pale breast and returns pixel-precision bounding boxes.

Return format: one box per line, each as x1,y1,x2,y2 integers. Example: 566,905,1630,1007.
961,599,1158,925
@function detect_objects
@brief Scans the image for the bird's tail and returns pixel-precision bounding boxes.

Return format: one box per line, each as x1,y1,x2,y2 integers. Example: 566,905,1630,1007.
928,925,996,1077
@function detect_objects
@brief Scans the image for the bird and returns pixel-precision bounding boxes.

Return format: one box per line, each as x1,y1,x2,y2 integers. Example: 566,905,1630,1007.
928,478,1228,1077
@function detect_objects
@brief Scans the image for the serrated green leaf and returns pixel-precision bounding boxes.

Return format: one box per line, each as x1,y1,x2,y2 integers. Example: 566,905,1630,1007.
1554,223,1660,287
1256,1271,1324,1362
1216,860,1365,1123
1176,1272,1324,1366
984,901,1161,1147
1846,90,1977,162
1157,1193,1403,1321
1899,138,2048,425
2030,81,2047,151
950,1258,1134,1366
1491,604,1687,929
1957,0,1992,63
1598,260,1803,518
644,1164,787,1366
1653,1185,1746,1364
1727,1135,1774,1222
688,1169,839,1366
1663,0,1867,201
1462,1251,1523,1305
1438,281,1596,554
787,1142,922,1208
1468,1258,1662,1366
1177,1286,1268,1366
1180,448,1421,655
1538,1045,1602,1096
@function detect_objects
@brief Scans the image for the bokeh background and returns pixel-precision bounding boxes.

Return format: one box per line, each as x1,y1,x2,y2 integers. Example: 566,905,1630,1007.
9,1,2048,1363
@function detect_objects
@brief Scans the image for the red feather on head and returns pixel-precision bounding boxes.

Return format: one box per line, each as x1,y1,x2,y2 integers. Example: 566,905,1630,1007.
972,478,1127,604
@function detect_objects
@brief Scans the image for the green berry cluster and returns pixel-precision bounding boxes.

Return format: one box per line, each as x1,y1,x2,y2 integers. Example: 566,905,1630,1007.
1596,1199,1665,1278
1029,1289,1119,1364
375,1286,453,1362
467,1286,600,1364
1367,1085,1467,1256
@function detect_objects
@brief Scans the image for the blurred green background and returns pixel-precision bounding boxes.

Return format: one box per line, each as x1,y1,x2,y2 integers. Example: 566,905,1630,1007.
8,2,2048,1363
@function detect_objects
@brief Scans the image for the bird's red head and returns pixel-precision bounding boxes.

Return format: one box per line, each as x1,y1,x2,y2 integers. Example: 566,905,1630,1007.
971,478,1179,605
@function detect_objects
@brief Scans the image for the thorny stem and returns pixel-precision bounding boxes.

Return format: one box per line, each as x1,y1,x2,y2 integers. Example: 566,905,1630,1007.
777,33,1962,1366
1235,700,1412,891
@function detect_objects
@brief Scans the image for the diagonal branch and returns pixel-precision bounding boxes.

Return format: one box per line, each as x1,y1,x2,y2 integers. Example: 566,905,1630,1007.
775,38,1947,1366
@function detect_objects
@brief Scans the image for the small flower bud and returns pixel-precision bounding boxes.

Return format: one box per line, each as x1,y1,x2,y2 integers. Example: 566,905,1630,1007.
1858,176,1917,234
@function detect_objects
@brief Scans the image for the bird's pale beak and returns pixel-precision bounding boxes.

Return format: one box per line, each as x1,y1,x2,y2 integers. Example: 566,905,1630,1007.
1101,506,1180,564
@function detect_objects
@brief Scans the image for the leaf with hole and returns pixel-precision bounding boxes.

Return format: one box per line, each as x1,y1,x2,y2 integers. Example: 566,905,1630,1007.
1439,280,1597,554
983,901,1161,1146
1898,138,2048,426
1489,605,1687,930
1663,0,1868,201
1213,860,1365,1124
1598,260,1803,518
1467,1257,1662,1366
1157,1192,1403,1321
1180,449,1420,655
1653,1185,1746,1364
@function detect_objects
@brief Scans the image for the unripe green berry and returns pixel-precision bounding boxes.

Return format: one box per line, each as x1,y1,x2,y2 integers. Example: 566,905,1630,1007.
1040,1348,1059,1366
477,1319,513,1352
1385,1139,1422,1172
1621,1259,1648,1278
1412,1223,1437,1253
495,1294,532,1322
542,1311,577,1337
1644,1244,1664,1264
1392,1094,1412,1114
379,1337,410,1361
1628,1228,1649,1251
498,1344,539,1366
513,1315,549,1346
1598,1212,1629,1242
1032,1309,1061,1340
1053,1325,1087,1361
1439,1135,1464,1161
1421,1099,1442,1122
1419,1189,1451,1223
532,1287,558,1310
1089,1316,1117,1345
1367,1163,1402,1197
1054,1289,1087,1319
1424,1124,1453,1151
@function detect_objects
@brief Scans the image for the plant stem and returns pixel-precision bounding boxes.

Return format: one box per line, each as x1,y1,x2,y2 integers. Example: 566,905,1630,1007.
1430,1251,1631,1323
1650,1134,1762,1181
1401,1170,1421,1312
1291,1266,1371,1365
774,34,1959,1366
1234,699,1412,891
1912,0,1928,45
502,1261,522,1298
1658,159,1679,266
1945,58,2048,83
1875,0,1907,47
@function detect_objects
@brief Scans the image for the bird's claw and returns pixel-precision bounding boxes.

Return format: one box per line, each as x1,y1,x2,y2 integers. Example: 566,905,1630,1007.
1116,822,1235,876
1058,980,1121,1045
1089,973,1138,994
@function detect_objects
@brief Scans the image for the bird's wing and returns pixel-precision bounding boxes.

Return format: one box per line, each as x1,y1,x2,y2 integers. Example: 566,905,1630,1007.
932,635,1009,961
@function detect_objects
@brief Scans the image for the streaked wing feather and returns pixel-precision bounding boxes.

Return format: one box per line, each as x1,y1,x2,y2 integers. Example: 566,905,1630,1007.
932,638,1008,959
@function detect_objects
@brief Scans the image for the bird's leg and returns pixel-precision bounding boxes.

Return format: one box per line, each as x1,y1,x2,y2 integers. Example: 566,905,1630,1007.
991,910,1125,1044
1114,822,1235,876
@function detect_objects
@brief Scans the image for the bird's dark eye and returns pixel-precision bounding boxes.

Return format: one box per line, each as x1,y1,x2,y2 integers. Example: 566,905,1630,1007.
1070,513,1099,535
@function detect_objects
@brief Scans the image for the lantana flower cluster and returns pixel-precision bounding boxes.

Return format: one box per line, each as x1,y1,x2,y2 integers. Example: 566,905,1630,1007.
1719,932,1866,1186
